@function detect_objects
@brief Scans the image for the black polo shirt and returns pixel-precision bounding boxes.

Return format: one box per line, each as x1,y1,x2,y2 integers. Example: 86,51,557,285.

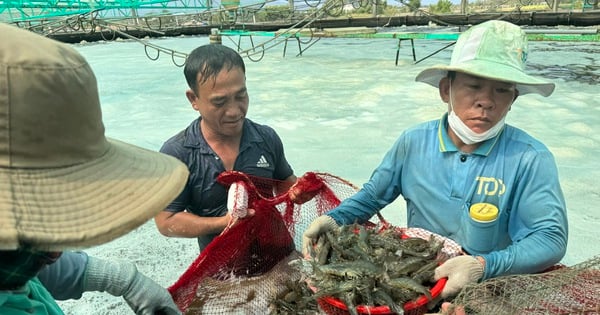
160,117,294,249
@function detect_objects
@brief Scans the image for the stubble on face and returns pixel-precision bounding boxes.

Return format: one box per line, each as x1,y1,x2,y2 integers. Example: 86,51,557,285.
196,67,249,140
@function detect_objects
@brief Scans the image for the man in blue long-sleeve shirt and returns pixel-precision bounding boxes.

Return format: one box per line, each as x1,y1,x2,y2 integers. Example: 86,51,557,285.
302,20,568,299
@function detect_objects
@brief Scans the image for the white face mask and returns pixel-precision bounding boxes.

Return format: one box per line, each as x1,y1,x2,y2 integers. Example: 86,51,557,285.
447,81,507,145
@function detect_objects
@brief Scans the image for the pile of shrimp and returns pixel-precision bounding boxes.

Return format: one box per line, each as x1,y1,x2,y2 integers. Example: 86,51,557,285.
306,224,445,315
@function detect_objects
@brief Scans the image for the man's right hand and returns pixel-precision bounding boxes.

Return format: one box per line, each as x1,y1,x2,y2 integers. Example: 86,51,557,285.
227,182,249,219
301,215,339,257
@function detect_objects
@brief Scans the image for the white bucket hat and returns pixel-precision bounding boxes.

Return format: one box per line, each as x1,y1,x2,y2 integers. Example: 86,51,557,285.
415,20,555,97
0,23,189,251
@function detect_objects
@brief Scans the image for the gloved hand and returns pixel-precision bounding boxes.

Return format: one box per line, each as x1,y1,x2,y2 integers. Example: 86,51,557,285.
227,181,250,219
83,256,181,315
434,255,484,298
301,215,339,257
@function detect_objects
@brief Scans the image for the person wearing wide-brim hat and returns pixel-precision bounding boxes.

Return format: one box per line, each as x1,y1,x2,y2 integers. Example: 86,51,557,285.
303,19,568,302
0,23,189,314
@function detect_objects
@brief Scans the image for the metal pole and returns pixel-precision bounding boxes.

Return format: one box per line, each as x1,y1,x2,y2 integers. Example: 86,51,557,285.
372,0,377,17
552,0,559,12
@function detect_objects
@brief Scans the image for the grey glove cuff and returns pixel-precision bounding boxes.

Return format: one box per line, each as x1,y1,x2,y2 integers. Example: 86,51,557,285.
83,256,181,315
83,256,137,296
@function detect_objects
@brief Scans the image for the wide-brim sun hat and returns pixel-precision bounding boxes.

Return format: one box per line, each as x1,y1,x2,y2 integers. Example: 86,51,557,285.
0,23,189,251
415,20,555,97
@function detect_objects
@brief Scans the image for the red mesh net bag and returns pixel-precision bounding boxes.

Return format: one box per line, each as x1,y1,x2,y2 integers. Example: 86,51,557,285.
167,170,596,315
168,170,361,314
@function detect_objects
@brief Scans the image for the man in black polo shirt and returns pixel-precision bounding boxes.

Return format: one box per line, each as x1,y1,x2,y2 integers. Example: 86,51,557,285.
156,44,299,251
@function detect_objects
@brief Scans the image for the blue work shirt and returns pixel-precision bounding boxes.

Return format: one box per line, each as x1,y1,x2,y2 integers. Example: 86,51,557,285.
328,113,568,280
160,117,294,250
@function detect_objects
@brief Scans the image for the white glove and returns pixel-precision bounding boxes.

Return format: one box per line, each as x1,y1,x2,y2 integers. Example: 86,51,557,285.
83,256,181,315
301,215,339,257
227,181,249,219
434,255,484,298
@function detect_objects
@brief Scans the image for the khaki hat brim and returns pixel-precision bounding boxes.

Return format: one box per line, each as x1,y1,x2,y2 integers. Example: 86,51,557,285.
0,139,188,251
415,62,555,97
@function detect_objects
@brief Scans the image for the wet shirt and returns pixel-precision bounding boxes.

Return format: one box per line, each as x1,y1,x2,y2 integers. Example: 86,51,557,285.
328,113,568,280
160,118,294,249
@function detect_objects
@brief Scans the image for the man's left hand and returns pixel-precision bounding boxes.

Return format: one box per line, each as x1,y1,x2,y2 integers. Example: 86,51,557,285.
288,172,324,204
